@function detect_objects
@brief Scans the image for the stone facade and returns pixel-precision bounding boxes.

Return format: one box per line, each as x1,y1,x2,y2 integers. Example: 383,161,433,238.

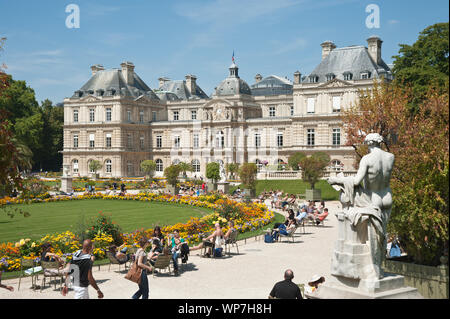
62,37,392,178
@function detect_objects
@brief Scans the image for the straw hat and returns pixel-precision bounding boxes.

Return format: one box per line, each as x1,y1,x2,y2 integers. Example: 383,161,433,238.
308,274,325,286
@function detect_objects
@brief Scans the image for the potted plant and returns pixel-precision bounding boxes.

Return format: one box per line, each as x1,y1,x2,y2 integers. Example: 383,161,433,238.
298,152,330,201
206,162,220,191
238,163,258,198
164,164,181,194
88,160,102,180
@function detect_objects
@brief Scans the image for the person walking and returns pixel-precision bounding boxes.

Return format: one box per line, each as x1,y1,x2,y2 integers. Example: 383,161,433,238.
62,239,103,299
131,237,153,299
269,269,303,299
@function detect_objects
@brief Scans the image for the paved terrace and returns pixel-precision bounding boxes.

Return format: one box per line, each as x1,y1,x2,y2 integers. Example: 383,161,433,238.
0,201,341,299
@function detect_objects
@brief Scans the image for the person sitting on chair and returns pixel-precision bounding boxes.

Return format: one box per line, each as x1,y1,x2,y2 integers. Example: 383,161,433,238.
224,220,237,244
271,222,296,241
108,245,130,263
191,223,225,257
313,208,329,225
295,208,308,223
305,274,325,294
170,230,190,276
152,225,166,247
41,242,68,275
147,239,163,266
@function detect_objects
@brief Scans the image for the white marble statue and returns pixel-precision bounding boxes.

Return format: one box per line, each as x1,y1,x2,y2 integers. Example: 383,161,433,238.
327,133,394,280
219,161,227,182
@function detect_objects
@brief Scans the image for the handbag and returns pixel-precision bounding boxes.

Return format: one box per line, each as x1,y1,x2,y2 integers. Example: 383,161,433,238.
124,250,143,285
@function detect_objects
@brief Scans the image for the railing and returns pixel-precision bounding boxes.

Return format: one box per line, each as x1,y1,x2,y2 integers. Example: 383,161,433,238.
257,170,357,180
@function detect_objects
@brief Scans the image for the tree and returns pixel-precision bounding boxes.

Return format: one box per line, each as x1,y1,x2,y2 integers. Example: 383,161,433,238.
88,160,102,176
238,163,258,190
164,164,181,187
206,162,220,183
177,161,193,179
226,163,239,179
392,22,449,108
342,81,449,266
140,160,156,179
288,152,306,171
298,152,330,190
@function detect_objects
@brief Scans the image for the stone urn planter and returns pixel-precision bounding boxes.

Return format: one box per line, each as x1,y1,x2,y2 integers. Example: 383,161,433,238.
207,182,217,192
244,188,256,198
305,189,321,201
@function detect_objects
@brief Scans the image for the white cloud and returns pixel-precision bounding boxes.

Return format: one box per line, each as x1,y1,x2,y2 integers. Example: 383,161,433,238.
388,19,400,25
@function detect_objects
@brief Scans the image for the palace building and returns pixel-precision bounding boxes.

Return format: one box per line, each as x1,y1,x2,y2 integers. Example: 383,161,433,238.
62,36,392,178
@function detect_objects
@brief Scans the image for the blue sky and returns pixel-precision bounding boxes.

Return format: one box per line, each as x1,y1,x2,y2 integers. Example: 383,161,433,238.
0,0,448,104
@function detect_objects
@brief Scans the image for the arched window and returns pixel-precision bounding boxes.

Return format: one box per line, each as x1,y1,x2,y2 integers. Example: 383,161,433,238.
330,159,344,171
105,159,112,173
192,159,200,172
156,159,163,172
88,159,95,173
72,159,79,173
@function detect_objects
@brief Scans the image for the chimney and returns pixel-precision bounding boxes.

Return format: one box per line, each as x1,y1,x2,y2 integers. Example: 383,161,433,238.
90,64,104,76
367,35,383,65
320,41,336,60
293,71,301,84
120,61,135,86
185,74,197,95
254,74,262,83
158,77,170,89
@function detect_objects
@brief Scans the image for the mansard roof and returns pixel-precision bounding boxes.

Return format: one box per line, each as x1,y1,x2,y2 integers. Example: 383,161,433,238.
250,75,293,96
158,80,209,100
71,69,160,100
307,45,391,83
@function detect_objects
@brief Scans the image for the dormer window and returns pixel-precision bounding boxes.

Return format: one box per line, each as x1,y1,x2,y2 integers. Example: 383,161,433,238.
361,71,371,79
343,72,353,81
325,73,335,82
309,75,319,83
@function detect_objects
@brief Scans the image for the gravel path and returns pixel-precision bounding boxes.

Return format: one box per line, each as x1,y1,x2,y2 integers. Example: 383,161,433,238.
0,201,341,299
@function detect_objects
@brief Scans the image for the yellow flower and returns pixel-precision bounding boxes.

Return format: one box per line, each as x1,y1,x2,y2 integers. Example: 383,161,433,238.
31,242,36,248
19,239,25,246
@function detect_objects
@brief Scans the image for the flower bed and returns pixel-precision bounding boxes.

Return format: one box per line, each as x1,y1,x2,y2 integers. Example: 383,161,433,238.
0,193,274,272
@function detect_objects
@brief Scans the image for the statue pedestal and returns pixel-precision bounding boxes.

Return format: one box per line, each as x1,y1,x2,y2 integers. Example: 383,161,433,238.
306,273,422,299
61,176,73,193
217,182,229,194
307,212,423,299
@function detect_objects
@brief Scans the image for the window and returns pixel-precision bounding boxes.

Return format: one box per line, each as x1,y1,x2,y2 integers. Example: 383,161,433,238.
330,159,343,171
269,106,276,117
73,159,79,173
156,135,162,148
73,134,78,148
105,159,112,173
309,75,318,83
332,96,341,112
106,108,112,122
152,111,157,122
343,72,353,81
255,133,261,148
127,134,132,148
156,159,163,172
105,133,112,148
290,105,294,116
193,134,199,148
326,73,335,81
89,133,95,148
73,110,78,123
216,131,224,148
173,111,179,121
307,129,315,146
361,72,371,79
140,136,144,150
139,110,144,123
174,135,180,148
89,109,95,122
127,110,131,122
277,132,283,147
191,110,197,120
192,159,200,172
307,98,315,114
127,162,133,175
332,128,341,145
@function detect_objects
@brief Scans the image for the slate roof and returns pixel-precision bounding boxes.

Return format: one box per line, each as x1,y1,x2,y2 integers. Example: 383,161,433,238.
250,75,293,96
158,80,209,100
215,62,252,96
71,69,160,100
306,45,392,83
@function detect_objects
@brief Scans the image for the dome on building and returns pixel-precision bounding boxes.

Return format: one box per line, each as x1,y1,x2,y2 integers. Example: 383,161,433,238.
215,62,252,96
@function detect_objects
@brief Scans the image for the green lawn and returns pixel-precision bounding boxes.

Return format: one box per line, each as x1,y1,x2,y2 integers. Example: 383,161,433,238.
230,180,339,200
0,199,212,244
